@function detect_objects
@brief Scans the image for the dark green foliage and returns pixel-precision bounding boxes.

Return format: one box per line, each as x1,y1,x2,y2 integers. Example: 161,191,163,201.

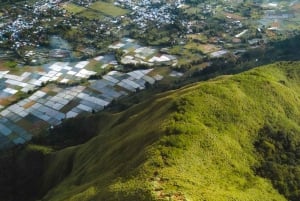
0,145,50,201
255,125,300,201
185,0,205,5
32,114,112,149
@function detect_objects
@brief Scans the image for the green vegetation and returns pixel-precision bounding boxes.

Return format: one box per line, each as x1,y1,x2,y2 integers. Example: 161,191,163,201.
72,0,128,20
4,61,17,69
130,22,186,46
78,10,105,20
90,1,128,17
0,61,300,201
184,42,219,54
255,125,300,201
62,3,86,14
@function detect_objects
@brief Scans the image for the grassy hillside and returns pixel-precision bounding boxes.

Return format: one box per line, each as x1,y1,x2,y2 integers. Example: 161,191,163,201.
1,61,300,201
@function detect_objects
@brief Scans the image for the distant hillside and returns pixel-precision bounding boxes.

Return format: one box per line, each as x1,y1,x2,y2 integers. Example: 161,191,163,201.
0,61,300,201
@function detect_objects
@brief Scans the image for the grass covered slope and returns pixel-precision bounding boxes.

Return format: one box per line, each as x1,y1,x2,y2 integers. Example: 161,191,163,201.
39,62,300,201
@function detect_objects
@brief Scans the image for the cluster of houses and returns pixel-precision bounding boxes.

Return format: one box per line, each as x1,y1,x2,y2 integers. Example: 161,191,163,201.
0,0,66,52
116,0,184,29
0,0,128,61
0,15,36,48
1,0,299,62
32,0,63,13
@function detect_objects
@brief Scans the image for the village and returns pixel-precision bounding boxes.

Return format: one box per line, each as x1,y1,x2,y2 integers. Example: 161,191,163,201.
1,0,299,59
0,0,300,149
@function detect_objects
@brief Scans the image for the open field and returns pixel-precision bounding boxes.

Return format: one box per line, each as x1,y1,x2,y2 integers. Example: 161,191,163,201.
0,99,11,107
184,6,201,14
0,64,44,76
90,1,128,17
222,12,246,20
62,3,86,14
184,42,220,54
62,1,128,19
187,33,208,43
79,10,105,20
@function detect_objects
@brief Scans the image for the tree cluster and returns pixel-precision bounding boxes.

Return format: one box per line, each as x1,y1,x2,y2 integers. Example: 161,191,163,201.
255,125,300,201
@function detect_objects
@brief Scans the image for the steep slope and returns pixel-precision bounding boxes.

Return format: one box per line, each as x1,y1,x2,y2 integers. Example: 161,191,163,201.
9,62,300,201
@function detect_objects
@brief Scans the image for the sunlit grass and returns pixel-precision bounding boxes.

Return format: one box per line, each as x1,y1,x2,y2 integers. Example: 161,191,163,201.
62,3,86,14
24,62,300,201
90,1,128,17
79,10,105,20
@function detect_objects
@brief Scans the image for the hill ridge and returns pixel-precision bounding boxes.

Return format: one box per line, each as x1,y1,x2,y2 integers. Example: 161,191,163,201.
1,61,300,201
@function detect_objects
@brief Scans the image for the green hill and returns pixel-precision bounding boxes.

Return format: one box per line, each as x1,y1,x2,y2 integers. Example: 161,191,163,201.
1,61,300,201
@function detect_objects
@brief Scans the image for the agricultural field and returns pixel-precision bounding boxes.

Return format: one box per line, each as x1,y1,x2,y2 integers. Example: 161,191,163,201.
62,1,128,19
79,10,105,20
184,6,201,15
221,12,246,20
90,1,129,17
0,61,44,75
187,34,209,43
62,2,86,14
184,42,220,54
